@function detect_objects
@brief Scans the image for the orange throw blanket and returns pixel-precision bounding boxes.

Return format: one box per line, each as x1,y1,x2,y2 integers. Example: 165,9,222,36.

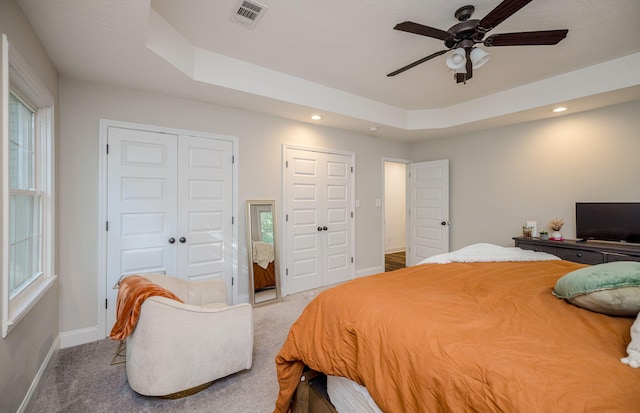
109,275,183,340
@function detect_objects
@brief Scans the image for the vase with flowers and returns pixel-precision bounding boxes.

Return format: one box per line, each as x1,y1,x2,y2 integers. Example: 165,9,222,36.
550,218,564,240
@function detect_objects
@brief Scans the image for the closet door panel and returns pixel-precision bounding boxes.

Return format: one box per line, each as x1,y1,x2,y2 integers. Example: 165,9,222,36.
321,153,352,286
177,135,233,286
286,149,322,293
106,127,178,331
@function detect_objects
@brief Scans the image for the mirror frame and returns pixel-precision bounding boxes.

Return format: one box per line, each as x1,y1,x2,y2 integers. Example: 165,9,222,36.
246,200,281,306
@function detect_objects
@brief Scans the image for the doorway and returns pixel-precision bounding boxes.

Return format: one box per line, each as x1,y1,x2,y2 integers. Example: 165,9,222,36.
383,159,409,271
383,158,450,271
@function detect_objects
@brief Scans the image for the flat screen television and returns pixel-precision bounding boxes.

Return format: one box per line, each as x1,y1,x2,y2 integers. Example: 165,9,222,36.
576,202,640,243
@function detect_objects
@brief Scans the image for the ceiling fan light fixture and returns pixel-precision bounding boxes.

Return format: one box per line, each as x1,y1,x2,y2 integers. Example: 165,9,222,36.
445,48,467,70
470,47,490,69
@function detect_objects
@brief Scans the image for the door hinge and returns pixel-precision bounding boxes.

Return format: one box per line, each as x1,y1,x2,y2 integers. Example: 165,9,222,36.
286,268,289,276
286,214,289,222
232,277,234,286
106,221,109,231
105,298,108,309
351,211,354,218
286,160,288,168
351,257,354,263
106,144,109,154
232,216,235,225
232,155,235,164
350,166,353,173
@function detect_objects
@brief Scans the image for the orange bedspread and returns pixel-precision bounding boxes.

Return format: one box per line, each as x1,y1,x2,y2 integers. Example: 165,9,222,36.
274,261,640,412
254,261,276,290
109,275,183,340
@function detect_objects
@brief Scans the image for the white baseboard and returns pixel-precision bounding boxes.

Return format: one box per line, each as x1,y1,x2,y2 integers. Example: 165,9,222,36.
18,335,60,413
59,326,99,349
384,247,406,254
355,266,384,278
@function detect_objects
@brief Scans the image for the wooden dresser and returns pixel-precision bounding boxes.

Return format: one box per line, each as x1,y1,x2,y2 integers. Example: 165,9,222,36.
513,237,640,265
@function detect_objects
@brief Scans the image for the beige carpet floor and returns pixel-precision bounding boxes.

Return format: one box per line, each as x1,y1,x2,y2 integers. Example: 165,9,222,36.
28,288,327,413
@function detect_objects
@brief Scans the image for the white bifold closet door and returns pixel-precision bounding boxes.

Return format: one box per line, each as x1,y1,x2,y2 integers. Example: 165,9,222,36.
105,127,233,331
285,147,353,295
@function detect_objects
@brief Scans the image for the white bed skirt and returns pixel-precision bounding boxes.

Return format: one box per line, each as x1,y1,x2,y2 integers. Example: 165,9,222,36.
327,375,383,413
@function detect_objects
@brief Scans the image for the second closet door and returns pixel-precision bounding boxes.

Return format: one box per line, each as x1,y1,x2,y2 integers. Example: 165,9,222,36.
285,148,352,295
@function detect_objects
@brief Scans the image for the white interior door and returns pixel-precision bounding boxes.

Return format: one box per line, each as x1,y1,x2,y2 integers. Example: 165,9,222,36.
106,127,178,331
322,153,352,286
407,160,449,266
177,135,233,288
285,147,354,294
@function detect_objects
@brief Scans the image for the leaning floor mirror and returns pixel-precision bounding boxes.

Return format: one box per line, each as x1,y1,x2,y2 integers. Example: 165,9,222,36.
246,200,281,306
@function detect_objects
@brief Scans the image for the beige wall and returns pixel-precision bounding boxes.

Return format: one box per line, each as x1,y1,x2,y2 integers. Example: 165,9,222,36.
410,100,640,250
0,1,59,412
58,77,411,337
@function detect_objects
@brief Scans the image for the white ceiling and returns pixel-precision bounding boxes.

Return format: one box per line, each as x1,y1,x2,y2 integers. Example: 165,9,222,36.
16,0,640,142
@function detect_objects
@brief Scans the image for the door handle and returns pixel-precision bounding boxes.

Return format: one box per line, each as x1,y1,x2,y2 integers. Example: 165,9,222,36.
179,237,186,243
441,221,447,226
168,237,176,244
323,226,328,231
317,227,323,232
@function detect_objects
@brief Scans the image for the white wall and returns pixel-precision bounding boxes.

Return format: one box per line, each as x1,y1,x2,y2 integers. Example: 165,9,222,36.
58,77,411,339
384,161,406,253
410,100,640,250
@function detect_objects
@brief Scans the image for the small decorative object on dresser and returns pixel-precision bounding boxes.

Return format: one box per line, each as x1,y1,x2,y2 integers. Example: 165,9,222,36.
549,218,564,240
539,231,549,240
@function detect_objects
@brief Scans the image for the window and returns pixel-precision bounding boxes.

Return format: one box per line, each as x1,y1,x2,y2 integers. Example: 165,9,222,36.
258,209,274,244
2,35,56,338
9,93,42,298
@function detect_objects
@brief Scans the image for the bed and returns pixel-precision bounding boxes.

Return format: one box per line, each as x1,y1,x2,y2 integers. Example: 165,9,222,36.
253,261,276,290
274,245,640,412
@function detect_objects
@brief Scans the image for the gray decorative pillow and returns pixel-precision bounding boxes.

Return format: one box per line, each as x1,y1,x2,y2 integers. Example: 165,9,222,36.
553,261,640,316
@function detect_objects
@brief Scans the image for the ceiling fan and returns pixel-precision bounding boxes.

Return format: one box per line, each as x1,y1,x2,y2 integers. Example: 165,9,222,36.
387,0,568,84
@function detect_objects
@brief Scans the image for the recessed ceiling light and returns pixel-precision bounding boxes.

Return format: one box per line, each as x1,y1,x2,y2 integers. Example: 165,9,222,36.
311,115,322,120
552,107,567,113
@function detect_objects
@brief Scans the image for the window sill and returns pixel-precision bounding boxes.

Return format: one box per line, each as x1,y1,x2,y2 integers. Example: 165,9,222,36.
2,274,57,338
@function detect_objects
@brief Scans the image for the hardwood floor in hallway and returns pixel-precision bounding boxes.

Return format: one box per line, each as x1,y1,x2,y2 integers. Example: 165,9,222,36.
385,251,406,272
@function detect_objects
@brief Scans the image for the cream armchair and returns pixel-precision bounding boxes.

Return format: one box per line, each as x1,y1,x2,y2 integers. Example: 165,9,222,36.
125,273,253,396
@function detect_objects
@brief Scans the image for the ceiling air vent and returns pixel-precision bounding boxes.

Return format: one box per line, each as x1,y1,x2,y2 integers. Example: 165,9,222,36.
232,0,268,29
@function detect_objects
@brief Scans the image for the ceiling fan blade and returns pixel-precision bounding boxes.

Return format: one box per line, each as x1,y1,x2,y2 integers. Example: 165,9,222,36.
387,50,448,77
477,0,534,34
484,29,569,46
394,21,452,41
